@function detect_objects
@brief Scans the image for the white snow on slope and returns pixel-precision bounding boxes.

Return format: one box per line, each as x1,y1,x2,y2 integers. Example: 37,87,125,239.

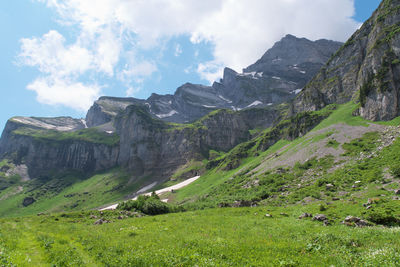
155,110,178,118
100,176,201,210
246,100,263,108
218,95,233,103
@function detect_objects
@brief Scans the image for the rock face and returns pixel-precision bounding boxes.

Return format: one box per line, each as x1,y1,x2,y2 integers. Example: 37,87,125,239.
0,103,279,180
293,0,400,121
87,35,342,126
114,106,278,178
0,119,120,178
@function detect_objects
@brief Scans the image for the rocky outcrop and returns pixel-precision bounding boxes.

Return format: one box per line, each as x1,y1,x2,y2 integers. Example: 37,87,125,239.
0,119,119,178
114,105,279,178
293,0,400,121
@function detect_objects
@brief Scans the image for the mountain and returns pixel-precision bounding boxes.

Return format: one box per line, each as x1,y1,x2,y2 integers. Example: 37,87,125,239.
1,1,400,266
293,0,400,121
0,34,341,213
86,35,342,126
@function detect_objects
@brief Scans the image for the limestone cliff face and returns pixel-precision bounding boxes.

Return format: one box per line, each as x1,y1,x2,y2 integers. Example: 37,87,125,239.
293,0,400,121
0,104,280,180
0,119,119,178
114,105,279,178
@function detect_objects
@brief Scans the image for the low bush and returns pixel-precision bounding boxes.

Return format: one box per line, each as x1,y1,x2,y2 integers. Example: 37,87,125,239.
117,194,183,215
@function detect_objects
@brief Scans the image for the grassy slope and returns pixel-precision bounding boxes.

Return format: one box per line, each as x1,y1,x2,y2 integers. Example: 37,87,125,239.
0,168,145,218
0,102,399,266
171,102,400,206
0,207,399,266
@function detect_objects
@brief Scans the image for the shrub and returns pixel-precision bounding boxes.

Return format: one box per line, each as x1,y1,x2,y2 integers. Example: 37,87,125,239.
390,165,400,178
364,206,399,226
117,195,183,215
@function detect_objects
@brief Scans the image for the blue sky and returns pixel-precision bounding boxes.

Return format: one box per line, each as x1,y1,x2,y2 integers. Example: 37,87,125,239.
0,0,381,131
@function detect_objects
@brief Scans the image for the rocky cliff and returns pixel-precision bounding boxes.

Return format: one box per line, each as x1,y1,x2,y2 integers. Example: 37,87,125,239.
86,35,342,126
293,0,400,121
0,118,120,179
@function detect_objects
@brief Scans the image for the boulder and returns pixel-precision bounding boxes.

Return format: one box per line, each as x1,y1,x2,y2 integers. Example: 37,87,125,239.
312,214,328,222
22,197,35,207
298,213,313,219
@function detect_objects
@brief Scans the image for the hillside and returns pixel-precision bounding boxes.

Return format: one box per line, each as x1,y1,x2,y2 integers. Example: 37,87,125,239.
0,0,399,266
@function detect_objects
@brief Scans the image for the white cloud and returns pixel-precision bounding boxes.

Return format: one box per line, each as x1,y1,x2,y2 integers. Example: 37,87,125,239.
18,30,93,77
197,61,224,84
22,0,360,109
27,77,100,111
125,86,140,97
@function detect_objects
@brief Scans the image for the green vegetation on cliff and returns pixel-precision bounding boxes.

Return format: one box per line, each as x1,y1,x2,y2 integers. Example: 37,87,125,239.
13,127,120,146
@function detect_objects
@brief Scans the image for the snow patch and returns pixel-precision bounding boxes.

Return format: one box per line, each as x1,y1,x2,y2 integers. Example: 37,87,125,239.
81,119,88,128
218,95,233,103
272,58,282,62
238,72,262,79
292,89,302,94
272,76,281,80
299,70,306,74
155,110,178,119
246,100,263,108
203,105,217,108
106,131,114,134
267,103,273,106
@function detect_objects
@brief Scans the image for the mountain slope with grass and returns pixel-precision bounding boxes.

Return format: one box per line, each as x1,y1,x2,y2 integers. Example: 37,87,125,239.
0,1,400,266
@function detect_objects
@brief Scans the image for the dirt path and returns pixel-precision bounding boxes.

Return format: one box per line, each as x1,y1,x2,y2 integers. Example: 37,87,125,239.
99,176,200,210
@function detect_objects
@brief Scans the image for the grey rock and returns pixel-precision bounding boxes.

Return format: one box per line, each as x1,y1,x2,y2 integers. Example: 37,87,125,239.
293,0,400,121
22,197,35,207
298,213,313,219
326,183,334,190
312,214,328,222
344,216,360,223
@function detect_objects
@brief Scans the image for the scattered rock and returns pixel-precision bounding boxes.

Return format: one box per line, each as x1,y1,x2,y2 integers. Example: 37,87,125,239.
394,189,400,195
265,214,273,218
22,197,35,207
298,213,313,219
94,218,110,225
37,212,45,216
344,216,360,223
312,214,328,222
356,220,372,227
90,215,97,219
326,184,334,190
280,213,289,217
366,205,372,209
332,197,340,201
342,216,372,227
232,200,253,207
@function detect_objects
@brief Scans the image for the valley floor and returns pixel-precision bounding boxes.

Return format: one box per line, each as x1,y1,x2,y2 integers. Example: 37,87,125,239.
0,206,399,266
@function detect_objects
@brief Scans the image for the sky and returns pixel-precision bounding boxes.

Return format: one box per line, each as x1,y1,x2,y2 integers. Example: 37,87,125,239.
0,0,382,131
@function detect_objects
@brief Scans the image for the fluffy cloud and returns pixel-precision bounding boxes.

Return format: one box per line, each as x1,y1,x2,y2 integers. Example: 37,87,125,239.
21,0,360,109
27,77,100,111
